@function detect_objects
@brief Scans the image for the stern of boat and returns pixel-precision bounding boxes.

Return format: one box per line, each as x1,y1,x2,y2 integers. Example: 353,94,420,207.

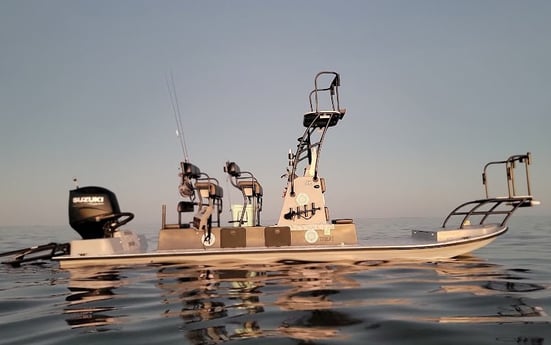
69,230,147,257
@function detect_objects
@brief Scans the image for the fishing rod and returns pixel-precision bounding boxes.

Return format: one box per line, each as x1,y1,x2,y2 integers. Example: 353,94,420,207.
166,72,196,200
166,71,190,162
165,73,220,245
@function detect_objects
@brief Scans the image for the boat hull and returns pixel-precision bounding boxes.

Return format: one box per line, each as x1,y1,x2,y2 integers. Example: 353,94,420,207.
54,225,507,268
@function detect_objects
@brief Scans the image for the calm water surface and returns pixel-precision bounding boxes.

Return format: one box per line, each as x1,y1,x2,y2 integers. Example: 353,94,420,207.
1,217,550,345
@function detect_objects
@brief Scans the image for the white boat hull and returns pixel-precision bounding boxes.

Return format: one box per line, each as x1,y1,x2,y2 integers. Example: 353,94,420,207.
54,225,507,268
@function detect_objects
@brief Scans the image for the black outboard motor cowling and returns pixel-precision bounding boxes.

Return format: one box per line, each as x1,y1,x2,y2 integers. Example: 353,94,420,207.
69,186,133,239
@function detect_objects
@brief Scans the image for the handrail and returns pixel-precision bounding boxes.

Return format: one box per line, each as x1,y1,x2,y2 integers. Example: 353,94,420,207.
442,196,534,229
287,72,345,196
308,71,341,113
483,152,532,198
444,152,538,229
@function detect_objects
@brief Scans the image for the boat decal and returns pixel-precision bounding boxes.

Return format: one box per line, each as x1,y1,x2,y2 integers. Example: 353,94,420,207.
305,229,319,244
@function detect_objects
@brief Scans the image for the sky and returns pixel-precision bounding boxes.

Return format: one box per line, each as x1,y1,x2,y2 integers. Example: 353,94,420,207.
1,1,550,227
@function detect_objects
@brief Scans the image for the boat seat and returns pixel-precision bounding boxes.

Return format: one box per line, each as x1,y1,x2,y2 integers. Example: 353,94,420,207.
175,162,223,230
225,162,262,197
303,109,346,128
237,180,263,197
194,181,224,199
225,161,263,226
193,180,223,231
178,201,194,213
177,201,194,228
180,161,201,178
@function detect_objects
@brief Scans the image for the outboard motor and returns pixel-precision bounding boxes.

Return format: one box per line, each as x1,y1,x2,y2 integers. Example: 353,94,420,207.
69,186,134,239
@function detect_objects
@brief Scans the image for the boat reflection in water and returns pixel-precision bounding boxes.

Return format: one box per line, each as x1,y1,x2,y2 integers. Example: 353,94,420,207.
157,265,264,342
429,256,548,325
156,262,364,343
63,268,124,330
62,258,549,342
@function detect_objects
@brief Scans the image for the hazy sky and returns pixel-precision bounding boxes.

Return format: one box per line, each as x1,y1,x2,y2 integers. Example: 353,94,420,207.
1,1,549,227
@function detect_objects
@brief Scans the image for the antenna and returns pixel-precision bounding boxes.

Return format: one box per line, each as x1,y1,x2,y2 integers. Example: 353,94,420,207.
166,72,190,162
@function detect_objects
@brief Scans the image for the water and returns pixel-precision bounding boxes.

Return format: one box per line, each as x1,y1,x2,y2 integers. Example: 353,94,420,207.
1,217,550,345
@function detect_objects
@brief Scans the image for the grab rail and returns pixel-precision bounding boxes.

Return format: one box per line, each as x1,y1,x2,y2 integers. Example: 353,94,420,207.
287,72,345,195
443,152,538,229
483,152,532,198
442,196,535,229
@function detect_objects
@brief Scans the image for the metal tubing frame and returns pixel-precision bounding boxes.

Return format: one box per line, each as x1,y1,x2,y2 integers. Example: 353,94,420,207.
226,167,262,227
445,152,535,229
289,72,343,196
442,196,532,229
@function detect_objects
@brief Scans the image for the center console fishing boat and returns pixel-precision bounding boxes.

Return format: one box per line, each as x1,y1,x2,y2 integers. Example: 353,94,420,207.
1,72,539,268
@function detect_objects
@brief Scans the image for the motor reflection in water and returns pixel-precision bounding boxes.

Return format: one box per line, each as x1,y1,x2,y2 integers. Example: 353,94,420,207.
64,268,124,330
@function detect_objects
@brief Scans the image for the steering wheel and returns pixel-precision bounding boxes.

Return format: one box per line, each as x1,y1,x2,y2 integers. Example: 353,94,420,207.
101,212,135,237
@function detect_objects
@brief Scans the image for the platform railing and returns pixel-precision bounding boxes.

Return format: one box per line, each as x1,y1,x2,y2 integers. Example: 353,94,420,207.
287,72,345,195
442,196,535,229
442,152,538,229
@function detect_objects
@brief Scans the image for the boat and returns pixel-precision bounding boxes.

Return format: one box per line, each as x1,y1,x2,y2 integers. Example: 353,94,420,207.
1,71,540,268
